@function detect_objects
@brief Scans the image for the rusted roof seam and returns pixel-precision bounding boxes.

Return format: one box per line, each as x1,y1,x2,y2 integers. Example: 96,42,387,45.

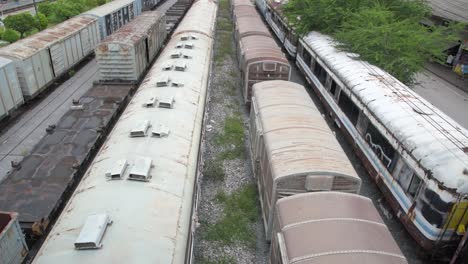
282,217,387,231
291,250,407,263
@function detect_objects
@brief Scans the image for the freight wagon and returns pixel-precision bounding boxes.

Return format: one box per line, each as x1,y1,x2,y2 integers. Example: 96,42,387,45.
0,57,23,120
0,211,28,264
96,10,167,82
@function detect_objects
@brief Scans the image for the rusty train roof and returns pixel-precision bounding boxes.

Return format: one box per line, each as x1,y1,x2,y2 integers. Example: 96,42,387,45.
233,5,259,20
275,192,407,264
99,10,165,45
252,81,359,182
240,35,289,65
0,83,133,227
0,15,97,60
235,16,271,38
232,0,254,8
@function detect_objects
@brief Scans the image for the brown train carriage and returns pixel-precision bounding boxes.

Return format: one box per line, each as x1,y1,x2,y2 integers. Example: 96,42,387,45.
238,37,290,103
270,192,407,264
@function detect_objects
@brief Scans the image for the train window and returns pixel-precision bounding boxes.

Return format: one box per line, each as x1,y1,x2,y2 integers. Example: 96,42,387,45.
313,62,327,85
364,122,396,169
408,174,422,197
298,43,304,56
356,111,369,135
338,92,360,125
330,80,337,96
302,49,312,67
263,63,277,72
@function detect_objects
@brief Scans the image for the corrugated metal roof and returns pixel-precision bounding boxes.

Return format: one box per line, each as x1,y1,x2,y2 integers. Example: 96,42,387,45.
83,0,137,17
303,31,468,193
427,0,468,23
253,81,359,182
100,10,164,44
275,192,407,264
32,0,217,263
240,35,289,65
0,15,97,59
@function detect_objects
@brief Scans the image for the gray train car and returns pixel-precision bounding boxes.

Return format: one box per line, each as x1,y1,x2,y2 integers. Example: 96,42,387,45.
0,15,99,99
250,81,361,240
0,57,23,120
96,10,167,82
0,211,28,264
270,192,407,264
82,0,142,40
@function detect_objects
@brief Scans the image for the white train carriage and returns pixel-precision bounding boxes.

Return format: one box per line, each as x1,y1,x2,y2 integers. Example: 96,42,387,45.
295,31,468,251
250,80,361,240
95,10,167,82
0,57,23,120
263,0,298,57
0,15,99,99
32,0,217,263
82,0,143,40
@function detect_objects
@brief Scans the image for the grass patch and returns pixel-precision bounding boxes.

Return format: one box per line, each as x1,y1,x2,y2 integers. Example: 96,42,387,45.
222,80,236,96
217,17,233,31
215,32,233,64
203,158,226,181
200,256,236,264
205,184,258,246
215,115,245,160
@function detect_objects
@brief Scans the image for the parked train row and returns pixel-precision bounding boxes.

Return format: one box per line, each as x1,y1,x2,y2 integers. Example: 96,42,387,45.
0,0,194,262
252,0,468,256
0,0,166,121
17,0,214,263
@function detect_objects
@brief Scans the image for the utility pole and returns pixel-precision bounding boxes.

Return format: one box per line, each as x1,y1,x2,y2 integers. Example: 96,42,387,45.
32,0,38,15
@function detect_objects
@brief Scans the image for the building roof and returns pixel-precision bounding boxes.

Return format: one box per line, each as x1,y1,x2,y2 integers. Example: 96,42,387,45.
427,0,468,23
275,192,407,264
253,81,360,187
303,31,468,194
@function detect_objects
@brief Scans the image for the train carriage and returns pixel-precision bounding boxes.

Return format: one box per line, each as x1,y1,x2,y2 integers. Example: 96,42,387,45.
0,57,23,120
250,80,361,240
32,0,217,263
95,10,167,82
0,15,100,99
82,0,142,40
295,31,468,251
270,192,407,264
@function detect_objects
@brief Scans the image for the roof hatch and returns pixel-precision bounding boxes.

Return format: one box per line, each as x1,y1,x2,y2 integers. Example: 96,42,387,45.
74,214,112,250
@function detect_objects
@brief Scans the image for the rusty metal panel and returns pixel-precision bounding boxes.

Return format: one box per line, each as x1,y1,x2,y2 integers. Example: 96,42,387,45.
271,193,407,264
0,211,28,264
0,83,134,236
96,11,166,81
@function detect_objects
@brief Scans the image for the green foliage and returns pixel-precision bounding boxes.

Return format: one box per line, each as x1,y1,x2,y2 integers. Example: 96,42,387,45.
205,185,258,246
2,28,20,43
200,256,236,264
38,0,98,25
0,27,4,40
203,158,226,181
3,13,36,38
34,13,49,31
215,115,245,160
283,0,464,84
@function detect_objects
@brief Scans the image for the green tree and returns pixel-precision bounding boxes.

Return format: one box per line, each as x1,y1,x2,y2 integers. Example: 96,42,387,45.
34,13,49,31
283,0,463,84
3,13,36,38
2,28,20,43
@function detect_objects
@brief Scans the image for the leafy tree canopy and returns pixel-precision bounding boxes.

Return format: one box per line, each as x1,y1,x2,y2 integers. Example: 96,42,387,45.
2,28,20,43
284,0,463,84
3,13,36,38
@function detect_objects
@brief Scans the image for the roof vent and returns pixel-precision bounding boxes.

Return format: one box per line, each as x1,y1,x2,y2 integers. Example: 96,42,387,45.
171,80,184,87
143,96,157,107
174,62,187,72
175,42,184,49
74,214,112,250
130,120,151,137
305,175,334,191
158,96,175,109
180,36,189,41
105,159,128,180
71,99,84,110
162,63,173,71
171,52,182,59
156,76,171,87
183,54,192,59
152,124,170,137
128,157,152,182
184,43,194,49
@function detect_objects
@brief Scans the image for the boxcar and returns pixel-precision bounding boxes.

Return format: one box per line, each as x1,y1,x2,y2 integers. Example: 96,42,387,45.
96,10,167,82
0,15,99,98
270,192,407,264
296,31,468,251
250,80,361,240
32,0,217,263
0,212,28,264
82,0,142,40
231,0,291,104
0,57,23,120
